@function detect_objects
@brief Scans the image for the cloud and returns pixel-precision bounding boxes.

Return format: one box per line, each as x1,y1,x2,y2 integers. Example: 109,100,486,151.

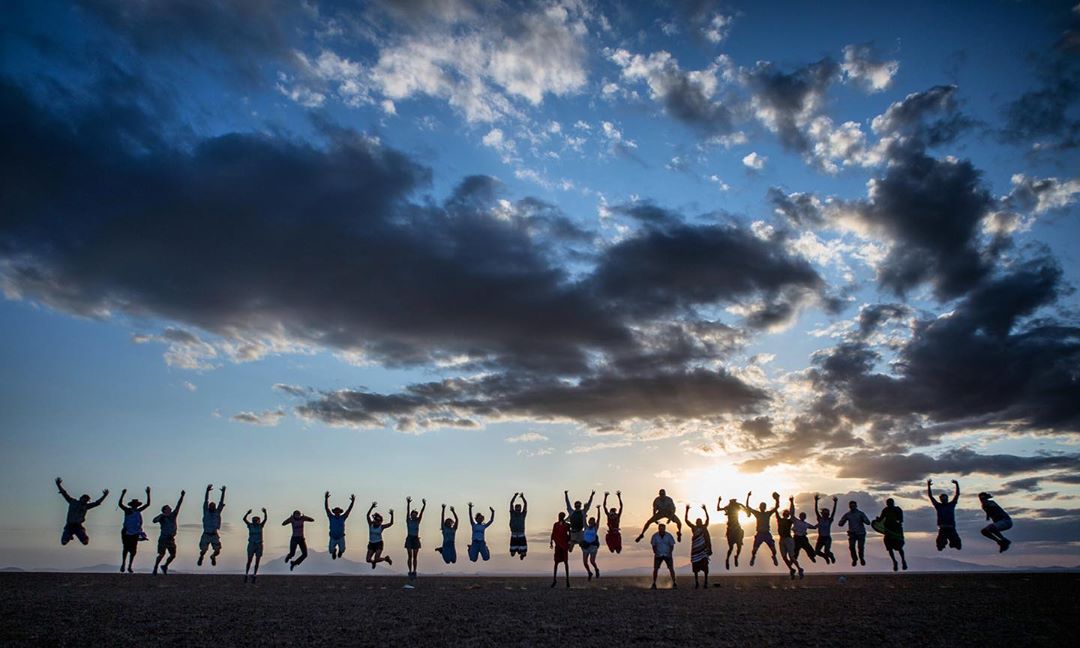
231,409,286,427
505,431,548,443
742,151,766,170
829,448,1080,484
840,43,899,92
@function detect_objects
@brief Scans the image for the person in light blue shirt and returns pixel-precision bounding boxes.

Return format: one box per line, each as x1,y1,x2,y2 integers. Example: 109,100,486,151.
581,507,602,580
325,491,356,560
435,504,459,564
197,484,226,567
117,486,151,574
404,496,427,578
152,489,184,575
243,507,267,583
467,502,495,562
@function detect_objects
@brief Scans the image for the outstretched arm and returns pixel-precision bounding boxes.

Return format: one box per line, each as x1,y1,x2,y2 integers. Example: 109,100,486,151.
281,516,291,526
367,502,376,524
769,493,780,514
244,510,252,524
91,488,109,507
926,479,934,503
302,515,315,523
217,485,226,510
325,491,332,517
703,505,710,527
406,496,413,519
617,491,623,515
204,484,212,510
717,495,723,512
830,497,838,519
564,490,571,513
344,495,356,518
174,490,185,514
486,507,495,527
117,489,127,511
419,498,427,520
55,478,74,503
584,490,596,511
140,487,151,511
384,509,395,529
510,493,518,510
605,492,610,513
684,504,691,526
521,494,527,514
745,491,752,510
260,508,268,527
451,506,459,528
788,496,795,519
952,480,960,504
814,495,822,520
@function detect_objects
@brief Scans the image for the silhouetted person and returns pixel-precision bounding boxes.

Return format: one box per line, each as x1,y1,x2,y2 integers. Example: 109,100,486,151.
927,479,962,551
978,492,1012,552
282,509,314,571
636,488,682,542
197,484,226,567
838,500,870,567
565,489,595,550
509,493,528,559
435,504,459,564
404,496,427,578
603,491,623,553
55,477,108,546
118,487,151,573
650,523,677,589
792,499,818,568
875,498,907,571
152,489,184,575
550,512,571,588
685,504,712,588
716,495,747,569
814,494,838,563
746,491,780,567
243,508,267,583
581,507,602,580
325,491,356,560
777,496,803,579
467,502,495,562
366,502,394,569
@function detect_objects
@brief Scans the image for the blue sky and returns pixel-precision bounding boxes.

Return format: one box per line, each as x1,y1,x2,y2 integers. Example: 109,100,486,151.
1,0,1078,573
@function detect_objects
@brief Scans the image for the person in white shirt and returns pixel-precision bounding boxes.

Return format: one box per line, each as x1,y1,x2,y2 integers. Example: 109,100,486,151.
649,524,677,590
838,500,871,567
365,502,395,569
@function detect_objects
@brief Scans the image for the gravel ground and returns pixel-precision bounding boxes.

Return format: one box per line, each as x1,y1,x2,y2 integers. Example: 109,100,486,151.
0,572,1075,646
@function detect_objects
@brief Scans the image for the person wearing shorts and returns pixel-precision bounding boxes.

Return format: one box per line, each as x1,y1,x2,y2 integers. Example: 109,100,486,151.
814,494,838,564
435,504,459,564
365,502,394,569
636,489,682,543
197,484,226,567
152,490,184,575
603,491,623,553
581,508,602,580
404,496,427,578
745,491,780,567
685,504,712,588
282,509,314,571
979,492,1013,552
243,507,267,583
325,491,355,560
717,496,747,569
550,512,571,588
55,478,109,547
838,500,871,567
509,493,528,559
467,502,495,562
117,487,151,574
650,524,677,590
564,490,595,551
777,497,801,579
928,479,962,551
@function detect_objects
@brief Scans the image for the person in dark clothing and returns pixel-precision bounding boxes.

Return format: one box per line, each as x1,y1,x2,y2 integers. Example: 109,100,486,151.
979,492,1013,552
281,509,315,571
875,498,907,571
927,479,962,551
55,478,108,546
564,490,595,551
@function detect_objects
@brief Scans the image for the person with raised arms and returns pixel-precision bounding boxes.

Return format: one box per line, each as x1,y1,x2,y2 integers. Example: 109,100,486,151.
791,499,818,567
404,496,427,578
875,498,908,571
685,504,712,588
55,477,108,546
435,504,459,564
564,489,595,551
581,507,602,580
325,491,356,560
979,492,1013,553
838,500,871,567
650,523,677,590
745,491,780,567
550,512,571,588
716,495,747,569
814,494,838,564
152,489,184,575
927,479,962,551
366,502,394,569
117,486,151,573
197,484,226,567
636,488,682,543
282,509,315,571
509,493,528,559
603,491,623,554
777,496,805,579
467,502,495,562
243,507,267,583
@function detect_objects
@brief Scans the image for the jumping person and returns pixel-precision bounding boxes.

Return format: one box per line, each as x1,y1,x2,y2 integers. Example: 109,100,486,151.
152,490,184,575
581,507,602,580
325,491,356,560
792,501,818,567
650,523,677,589
636,488,682,542
282,509,314,571
243,508,267,583
685,504,712,588
550,512,571,588
876,498,907,571
509,493,528,559
55,478,108,546
928,479,962,551
404,496,427,578
435,504,459,564
745,491,780,567
564,490,595,551
366,502,394,569
603,491,623,553
467,502,495,562
814,494,838,564
838,500,871,567
978,492,1012,552
118,487,151,573
716,495,746,569
777,496,803,579
197,484,226,567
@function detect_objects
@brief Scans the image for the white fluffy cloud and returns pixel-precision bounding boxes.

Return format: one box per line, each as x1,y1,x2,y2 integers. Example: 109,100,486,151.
742,151,767,170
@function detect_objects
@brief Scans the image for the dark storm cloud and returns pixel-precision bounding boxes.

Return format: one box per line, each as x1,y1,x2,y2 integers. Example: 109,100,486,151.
830,448,1080,484
766,187,825,227
745,58,839,153
871,85,976,148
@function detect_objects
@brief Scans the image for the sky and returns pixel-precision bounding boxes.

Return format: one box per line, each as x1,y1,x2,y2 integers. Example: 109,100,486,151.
0,0,1078,575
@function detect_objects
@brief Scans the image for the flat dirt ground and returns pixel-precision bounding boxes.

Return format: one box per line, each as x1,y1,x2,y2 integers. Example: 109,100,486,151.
1,572,1075,646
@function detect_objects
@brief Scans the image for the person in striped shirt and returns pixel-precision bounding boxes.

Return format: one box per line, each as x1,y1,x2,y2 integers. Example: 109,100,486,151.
684,504,712,589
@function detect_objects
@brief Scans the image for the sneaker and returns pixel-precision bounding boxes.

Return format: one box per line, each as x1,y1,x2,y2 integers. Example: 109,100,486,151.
859,558,866,566
725,558,730,570
161,565,168,575
289,561,296,572
1000,540,1011,553
210,555,216,566
772,555,778,566
734,555,739,567
852,559,858,567
798,568,805,579
197,555,204,567
650,583,657,590
127,567,133,574
386,557,393,566
153,567,159,575
635,535,644,543
749,557,756,566
587,572,592,581
902,561,908,571
892,562,898,572
119,565,125,573
595,568,600,578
